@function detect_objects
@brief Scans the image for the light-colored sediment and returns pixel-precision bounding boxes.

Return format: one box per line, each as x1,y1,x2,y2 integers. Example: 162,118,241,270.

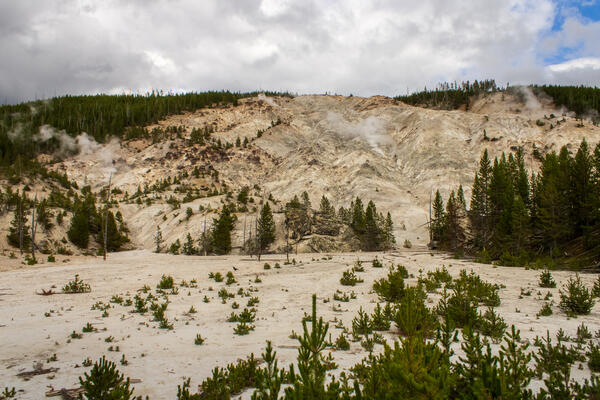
0,249,598,398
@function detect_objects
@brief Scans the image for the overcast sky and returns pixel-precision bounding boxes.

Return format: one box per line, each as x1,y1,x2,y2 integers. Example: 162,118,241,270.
1,0,599,104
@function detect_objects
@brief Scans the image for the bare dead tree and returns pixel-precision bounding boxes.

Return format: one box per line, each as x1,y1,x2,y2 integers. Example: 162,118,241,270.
30,195,37,262
18,191,24,255
103,174,112,261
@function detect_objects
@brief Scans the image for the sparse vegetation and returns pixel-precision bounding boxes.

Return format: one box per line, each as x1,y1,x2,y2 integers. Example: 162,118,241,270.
62,274,91,293
559,274,595,315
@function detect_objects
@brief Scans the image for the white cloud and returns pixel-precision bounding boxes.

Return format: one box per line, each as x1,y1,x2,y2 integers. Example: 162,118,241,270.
548,57,600,72
0,0,598,104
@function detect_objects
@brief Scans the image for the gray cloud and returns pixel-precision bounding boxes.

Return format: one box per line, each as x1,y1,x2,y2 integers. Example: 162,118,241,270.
1,0,599,104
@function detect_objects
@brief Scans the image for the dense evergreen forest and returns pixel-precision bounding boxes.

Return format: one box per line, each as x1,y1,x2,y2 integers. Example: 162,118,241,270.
396,81,600,125
534,85,600,122
395,79,499,110
0,90,291,172
433,142,600,269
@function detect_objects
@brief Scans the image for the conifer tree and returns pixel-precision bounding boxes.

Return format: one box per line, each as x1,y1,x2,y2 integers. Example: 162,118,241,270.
383,212,396,249
183,233,196,255
364,201,381,251
470,150,492,248
431,190,445,242
36,200,53,232
510,194,530,256
351,197,366,235
571,139,594,244
457,185,467,210
97,210,129,252
285,194,311,251
212,205,235,255
68,207,90,249
443,191,464,250
154,225,163,253
257,203,275,258
7,204,30,251
315,195,338,235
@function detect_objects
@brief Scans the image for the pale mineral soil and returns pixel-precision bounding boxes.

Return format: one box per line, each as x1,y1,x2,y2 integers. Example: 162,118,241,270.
0,249,598,399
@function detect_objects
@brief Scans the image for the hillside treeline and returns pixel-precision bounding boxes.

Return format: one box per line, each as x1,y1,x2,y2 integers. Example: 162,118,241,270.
0,90,291,171
395,79,498,110
535,85,600,122
433,142,600,269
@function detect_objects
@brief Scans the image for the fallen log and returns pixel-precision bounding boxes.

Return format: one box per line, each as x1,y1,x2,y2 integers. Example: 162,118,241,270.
17,367,59,378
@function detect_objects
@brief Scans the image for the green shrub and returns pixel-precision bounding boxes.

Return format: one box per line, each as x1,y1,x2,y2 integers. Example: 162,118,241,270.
393,286,437,337
264,263,271,270
218,288,235,302
576,323,592,343
477,307,507,342
372,257,383,268
445,280,479,329
592,276,600,298
195,334,205,345
352,307,373,337
157,274,174,289
403,239,412,248
588,342,600,373
418,266,453,292
226,271,237,285
133,295,147,313
538,270,556,288
63,274,91,293
537,302,553,317
371,303,391,331
559,274,595,315
195,355,259,399
334,333,350,350
340,269,363,286
475,248,492,264
79,356,134,400
353,260,365,272
234,322,255,335
373,266,406,302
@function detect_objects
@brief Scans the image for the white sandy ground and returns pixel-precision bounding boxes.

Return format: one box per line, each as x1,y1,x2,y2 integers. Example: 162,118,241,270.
0,249,598,398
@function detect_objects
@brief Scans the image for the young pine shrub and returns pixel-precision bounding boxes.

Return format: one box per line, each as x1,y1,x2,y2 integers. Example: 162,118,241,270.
157,274,174,290
575,323,592,344
195,334,205,345
477,307,507,342
226,271,237,285
592,275,600,298
445,280,480,329
588,342,600,373
393,285,437,338
352,308,373,337
371,257,383,268
559,274,595,315
252,341,285,400
62,274,91,293
234,322,255,335
192,355,260,399
334,333,350,350
284,294,341,398
373,266,406,302
370,303,391,331
538,269,557,288
537,302,553,317
78,356,134,400
340,269,363,286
